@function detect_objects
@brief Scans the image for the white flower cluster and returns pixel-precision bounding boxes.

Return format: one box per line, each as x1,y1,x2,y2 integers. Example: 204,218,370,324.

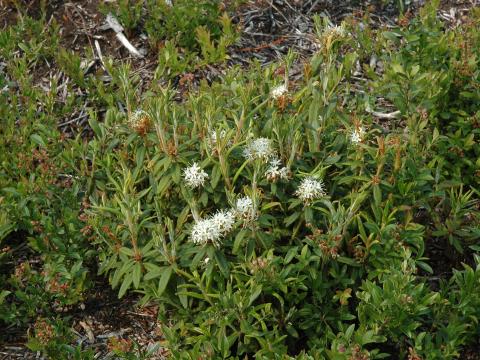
350,127,365,144
183,162,209,189
129,109,147,121
209,129,227,147
190,195,259,246
295,177,326,203
234,195,258,223
271,84,287,99
265,157,290,182
315,23,348,51
191,210,236,247
325,24,346,38
243,138,274,162
207,129,231,153
128,110,152,134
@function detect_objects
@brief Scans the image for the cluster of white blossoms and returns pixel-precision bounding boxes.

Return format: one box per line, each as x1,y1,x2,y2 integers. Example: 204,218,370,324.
191,210,236,247
243,137,275,161
315,23,348,52
129,109,147,123
207,129,232,153
209,129,227,147
243,137,275,162
271,84,288,99
183,162,209,189
325,24,346,38
350,126,365,144
265,157,290,182
190,196,259,246
212,210,236,234
295,177,326,203
234,195,258,223
128,109,152,134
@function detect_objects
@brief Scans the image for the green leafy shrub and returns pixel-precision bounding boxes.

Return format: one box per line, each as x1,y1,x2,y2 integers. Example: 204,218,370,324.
1,2,479,359
144,0,224,50
374,1,480,187
82,13,480,356
0,17,92,334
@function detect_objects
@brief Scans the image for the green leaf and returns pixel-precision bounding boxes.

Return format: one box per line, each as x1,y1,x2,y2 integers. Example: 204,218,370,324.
233,229,248,254
261,202,282,211
88,117,102,137
284,212,300,227
391,63,404,74
249,285,262,306
144,263,164,280
469,245,480,252
233,159,249,185
417,261,433,274
373,185,381,206
214,250,230,278
383,31,402,42
158,267,173,296
284,246,298,264
30,134,46,147
337,256,360,267
132,262,142,288
345,324,355,339
177,278,188,308
118,273,133,298
0,290,11,304
211,165,221,189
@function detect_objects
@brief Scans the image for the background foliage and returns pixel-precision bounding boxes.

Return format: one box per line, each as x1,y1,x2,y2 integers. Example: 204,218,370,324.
0,1,479,358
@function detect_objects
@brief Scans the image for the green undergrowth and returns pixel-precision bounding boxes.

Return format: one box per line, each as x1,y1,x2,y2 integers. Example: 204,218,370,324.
103,0,240,77
0,1,479,359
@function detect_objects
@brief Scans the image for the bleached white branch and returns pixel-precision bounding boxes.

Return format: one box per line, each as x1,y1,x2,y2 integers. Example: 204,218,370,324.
104,13,144,58
367,110,401,119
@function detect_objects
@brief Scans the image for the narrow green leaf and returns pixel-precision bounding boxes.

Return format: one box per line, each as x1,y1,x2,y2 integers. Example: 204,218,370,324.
132,262,142,288
158,267,173,296
118,274,133,298
30,134,46,147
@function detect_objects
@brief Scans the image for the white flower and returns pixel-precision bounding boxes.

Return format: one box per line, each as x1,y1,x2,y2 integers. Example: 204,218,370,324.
243,138,274,161
191,218,221,246
207,129,231,152
271,84,287,99
211,210,236,235
265,157,290,182
350,127,365,144
315,24,348,51
234,196,258,223
128,110,152,134
235,196,253,215
183,162,209,189
204,257,210,264
295,177,326,203
190,210,236,247
129,109,147,123
326,24,346,37
269,157,282,168
209,129,226,145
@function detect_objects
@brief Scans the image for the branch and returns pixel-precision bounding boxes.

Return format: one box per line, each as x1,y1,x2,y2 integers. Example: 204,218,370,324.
367,110,401,119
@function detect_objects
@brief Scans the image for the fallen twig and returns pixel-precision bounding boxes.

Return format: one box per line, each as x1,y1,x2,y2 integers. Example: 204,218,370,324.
102,13,144,58
368,110,401,119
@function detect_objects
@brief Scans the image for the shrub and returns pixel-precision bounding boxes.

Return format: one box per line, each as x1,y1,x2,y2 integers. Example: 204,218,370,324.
1,2,479,358
82,11,480,356
0,16,92,334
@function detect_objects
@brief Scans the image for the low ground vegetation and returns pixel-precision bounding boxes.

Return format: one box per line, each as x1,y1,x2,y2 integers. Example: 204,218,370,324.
1,0,479,359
